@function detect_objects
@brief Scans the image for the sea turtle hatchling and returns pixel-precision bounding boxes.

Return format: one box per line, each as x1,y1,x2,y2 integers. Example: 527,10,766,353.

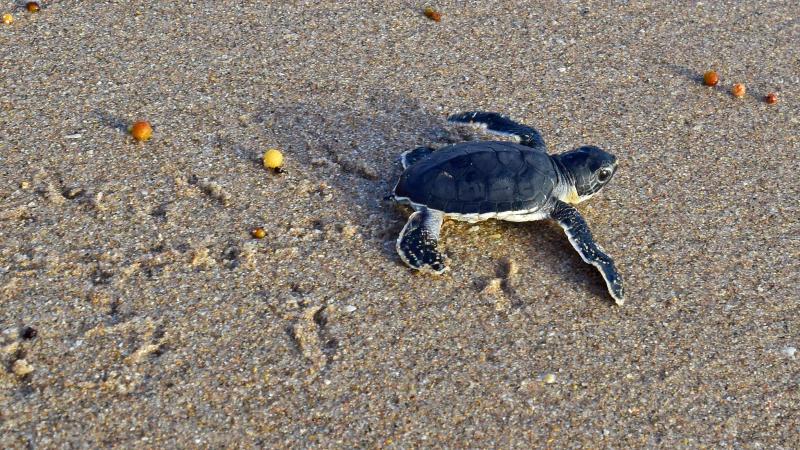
392,111,625,305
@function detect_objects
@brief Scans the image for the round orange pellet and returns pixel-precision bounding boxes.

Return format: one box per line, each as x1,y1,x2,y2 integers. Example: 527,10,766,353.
262,149,284,169
130,121,153,141
703,70,719,87
765,93,778,104
423,7,442,22
251,227,266,239
26,2,40,13
731,83,746,98
2,13,13,24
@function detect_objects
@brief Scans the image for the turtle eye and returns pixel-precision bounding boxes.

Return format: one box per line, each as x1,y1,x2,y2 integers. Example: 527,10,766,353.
597,167,613,182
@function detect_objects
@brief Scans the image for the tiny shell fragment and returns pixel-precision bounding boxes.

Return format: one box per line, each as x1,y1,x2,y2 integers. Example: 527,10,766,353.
12,359,34,377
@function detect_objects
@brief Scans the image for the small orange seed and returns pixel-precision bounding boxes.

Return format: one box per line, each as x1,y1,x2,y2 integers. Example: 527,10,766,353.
251,227,266,239
731,83,746,98
765,93,778,104
2,13,13,24
130,121,153,141
702,70,719,87
263,149,284,169
26,2,40,13
424,7,442,22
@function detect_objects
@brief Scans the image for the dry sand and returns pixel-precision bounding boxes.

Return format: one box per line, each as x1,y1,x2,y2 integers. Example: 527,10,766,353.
1,1,798,447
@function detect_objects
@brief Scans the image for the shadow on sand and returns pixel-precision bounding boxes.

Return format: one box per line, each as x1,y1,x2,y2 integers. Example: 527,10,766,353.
254,93,619,306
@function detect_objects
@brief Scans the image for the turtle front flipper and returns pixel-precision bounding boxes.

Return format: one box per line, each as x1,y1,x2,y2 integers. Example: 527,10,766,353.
448,111,546,150
400,146,435,169
550,201,624,305
396,208,447,274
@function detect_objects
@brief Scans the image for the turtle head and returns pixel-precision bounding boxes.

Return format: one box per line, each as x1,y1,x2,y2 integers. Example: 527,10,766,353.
555,145,618,203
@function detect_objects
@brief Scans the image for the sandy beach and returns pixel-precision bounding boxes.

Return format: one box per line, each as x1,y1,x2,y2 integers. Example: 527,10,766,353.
1,1,798,447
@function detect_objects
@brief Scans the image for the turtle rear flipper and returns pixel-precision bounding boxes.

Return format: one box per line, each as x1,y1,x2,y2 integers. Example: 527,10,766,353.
400,146,435,169
396,208,446,273
550,201,624,305
448,111,546,150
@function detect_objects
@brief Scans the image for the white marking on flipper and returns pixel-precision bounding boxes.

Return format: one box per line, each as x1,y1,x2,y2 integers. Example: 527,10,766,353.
400,150,412,170
396,208,447,273
400,147,435,170
559,223,625,305
551,202,624,305
448,119,522,142
447,111,545,149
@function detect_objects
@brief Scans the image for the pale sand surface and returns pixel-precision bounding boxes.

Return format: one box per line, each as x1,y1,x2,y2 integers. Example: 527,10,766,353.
1,1,798,447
